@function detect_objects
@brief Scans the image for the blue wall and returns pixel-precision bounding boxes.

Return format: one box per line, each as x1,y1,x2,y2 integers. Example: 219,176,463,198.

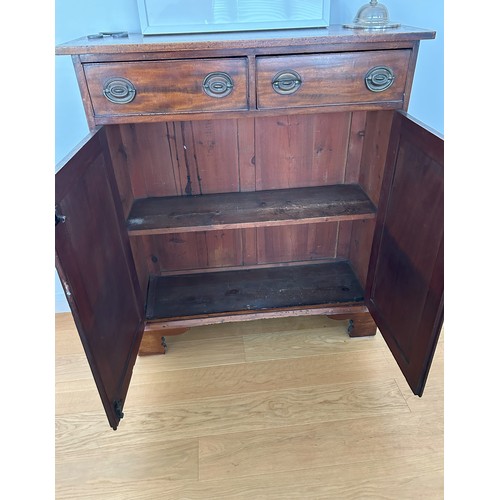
54,0,444,312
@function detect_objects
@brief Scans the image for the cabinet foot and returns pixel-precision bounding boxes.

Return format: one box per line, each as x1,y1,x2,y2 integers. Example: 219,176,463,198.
139,327,189,356
328,312,377,338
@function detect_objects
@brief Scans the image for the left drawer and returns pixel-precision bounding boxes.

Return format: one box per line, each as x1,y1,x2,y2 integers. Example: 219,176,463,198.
83,58,249,122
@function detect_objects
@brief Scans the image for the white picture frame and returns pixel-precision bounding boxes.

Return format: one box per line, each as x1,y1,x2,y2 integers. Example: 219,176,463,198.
136,0,331,35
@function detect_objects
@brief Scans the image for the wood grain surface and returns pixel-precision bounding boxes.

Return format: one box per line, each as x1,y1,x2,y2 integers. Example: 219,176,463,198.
127,184,376,235
145,261,364,320
56,312,443,499
256,50,411,110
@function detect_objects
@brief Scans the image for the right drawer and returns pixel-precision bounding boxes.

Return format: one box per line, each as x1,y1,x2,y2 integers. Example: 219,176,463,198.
256,50,411,110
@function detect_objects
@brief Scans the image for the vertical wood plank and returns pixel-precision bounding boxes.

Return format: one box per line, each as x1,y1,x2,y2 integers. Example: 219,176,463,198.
241,228,258,266
359,110,393,206
173,121,195,195
166,122,183,195
349,218,376,288
153,233,208,272
189,120,240,194
118,124,146,199
205,230,244,268
140,231,245,273
344,111,367,183
255,113,351,190
237,118,256,192
104,125,135,217
118,123,180,199
128,236,149,301
336,221,353,259
257,223,337,264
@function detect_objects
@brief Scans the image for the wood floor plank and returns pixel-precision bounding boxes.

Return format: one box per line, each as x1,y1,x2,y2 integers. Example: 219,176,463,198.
128,349,394,405
146,335,247,371
55,312,443,499
199,411,443,481
391,340,444,413
56,452,443,500
56,387,102,415
109,379,409,440
243,323,379,361
56,354,96,384
56,409,198,462
56,438,198,482
154,314,351,344
55,313,86,356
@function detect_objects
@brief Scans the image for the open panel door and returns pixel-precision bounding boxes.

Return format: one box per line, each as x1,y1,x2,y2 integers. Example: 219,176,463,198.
55,129,145,429
366,111,443,396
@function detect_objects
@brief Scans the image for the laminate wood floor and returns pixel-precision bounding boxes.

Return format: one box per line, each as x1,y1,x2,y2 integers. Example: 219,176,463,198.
55,313,443,499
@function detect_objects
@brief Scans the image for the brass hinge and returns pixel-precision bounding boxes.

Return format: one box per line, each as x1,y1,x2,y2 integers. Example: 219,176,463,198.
55,206,66,226
113,400,124,421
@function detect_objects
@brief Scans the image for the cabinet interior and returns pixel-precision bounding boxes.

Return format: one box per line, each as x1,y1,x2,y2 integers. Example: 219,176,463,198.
104,109,393,322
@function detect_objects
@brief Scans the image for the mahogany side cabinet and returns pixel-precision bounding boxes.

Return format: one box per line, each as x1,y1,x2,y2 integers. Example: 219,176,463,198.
55,26,443,430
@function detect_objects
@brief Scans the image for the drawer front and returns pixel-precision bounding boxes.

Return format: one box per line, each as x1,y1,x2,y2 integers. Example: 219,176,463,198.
256,50,411,110
84,58,248,119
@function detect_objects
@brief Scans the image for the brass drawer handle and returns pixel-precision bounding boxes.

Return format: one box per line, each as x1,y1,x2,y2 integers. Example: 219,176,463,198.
365,66,395,92
272,70,302,95
103,77,136,104
203,72,234,98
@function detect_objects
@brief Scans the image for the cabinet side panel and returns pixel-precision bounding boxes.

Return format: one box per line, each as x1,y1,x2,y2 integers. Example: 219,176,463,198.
105,125,135,216
345,111,367,183
106,125,150,300
348,219,376,289
129,236,150,300
337,111,368,263
358,110,394,207
348,110,392,287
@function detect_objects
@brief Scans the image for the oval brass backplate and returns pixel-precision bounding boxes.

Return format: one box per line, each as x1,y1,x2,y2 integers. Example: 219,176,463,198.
365,66,395,92
203,72,234,98
103,77,136,104
272,70,302,95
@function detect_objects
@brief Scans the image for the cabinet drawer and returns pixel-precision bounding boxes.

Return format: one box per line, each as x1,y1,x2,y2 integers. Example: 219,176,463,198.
256,50,411,110
84,58,248,119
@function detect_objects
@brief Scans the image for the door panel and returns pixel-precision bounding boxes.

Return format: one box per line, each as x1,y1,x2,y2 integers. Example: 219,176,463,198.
366,111,443,396
55,128,145,429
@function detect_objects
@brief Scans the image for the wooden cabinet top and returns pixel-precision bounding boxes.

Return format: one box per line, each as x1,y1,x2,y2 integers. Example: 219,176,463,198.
56,25,435,56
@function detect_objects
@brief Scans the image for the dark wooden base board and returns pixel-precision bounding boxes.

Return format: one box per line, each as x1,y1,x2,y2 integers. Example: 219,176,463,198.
138,327,188,356
146,261,364,321
329,312,377,337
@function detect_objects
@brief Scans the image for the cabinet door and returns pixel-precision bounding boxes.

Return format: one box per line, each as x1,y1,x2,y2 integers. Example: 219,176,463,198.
366,111,443,396
55,128,145,429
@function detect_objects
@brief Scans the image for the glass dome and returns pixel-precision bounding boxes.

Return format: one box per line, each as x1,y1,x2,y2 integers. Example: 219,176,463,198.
344,0,400,30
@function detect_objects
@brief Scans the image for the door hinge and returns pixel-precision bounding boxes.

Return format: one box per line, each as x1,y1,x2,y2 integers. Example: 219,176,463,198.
55,206,66,226
113,400,124,421
62,280,72,297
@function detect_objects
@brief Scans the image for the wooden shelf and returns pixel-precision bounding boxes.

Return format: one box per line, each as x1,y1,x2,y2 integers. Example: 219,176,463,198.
145,261,364,321
127,184,376,235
